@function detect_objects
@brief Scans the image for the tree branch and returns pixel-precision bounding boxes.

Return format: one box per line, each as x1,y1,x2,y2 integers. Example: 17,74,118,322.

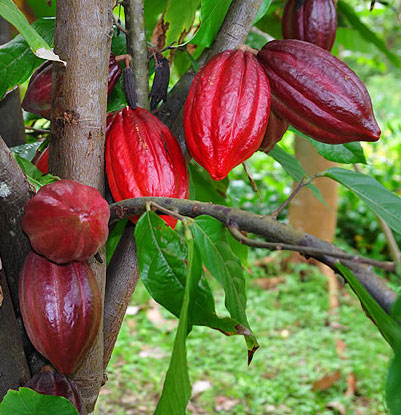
50,1,114,412
124,0,149,109
109,197,397,313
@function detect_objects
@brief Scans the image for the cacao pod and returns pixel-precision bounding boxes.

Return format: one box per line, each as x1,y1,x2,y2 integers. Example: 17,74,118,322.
106,106,189,228
25,369,84,415
282,0,337,51
257,40,381,144
32,114,116,174
19,251,102,375
22,179,110,264
183,49,271,181
22,53,122,119
259,110,289,153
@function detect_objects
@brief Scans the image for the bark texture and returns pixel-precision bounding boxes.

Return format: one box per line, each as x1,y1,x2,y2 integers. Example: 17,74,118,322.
50,1,114,411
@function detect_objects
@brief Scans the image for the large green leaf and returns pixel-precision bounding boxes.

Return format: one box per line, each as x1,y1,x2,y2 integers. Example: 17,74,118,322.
135,211,242,335
0,1,60,62
0,388,78,415
337,264,401,350
386,352,401,415
154,225,200,415
190,0,232,47
0,17,55,99
253,0,272,24
324,167,401,235
192,216,258,359
164,0,200,46
106,219,128,266
268,145,325,205
289,127,367,164
337,0,401,69
25,0,56,17
144,0,168,39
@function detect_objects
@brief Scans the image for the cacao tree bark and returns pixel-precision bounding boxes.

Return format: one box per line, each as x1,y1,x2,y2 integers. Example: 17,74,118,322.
49,0,113,411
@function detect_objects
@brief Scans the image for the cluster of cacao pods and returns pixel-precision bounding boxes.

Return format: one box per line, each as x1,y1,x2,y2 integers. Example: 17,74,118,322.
183,0,380,180
20,179,109,413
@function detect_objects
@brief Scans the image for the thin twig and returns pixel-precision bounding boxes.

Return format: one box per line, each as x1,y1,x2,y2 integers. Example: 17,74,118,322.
112,15,127,34
25,126,50,134
242,162,262,202
148,201,188,222
227,226,397,272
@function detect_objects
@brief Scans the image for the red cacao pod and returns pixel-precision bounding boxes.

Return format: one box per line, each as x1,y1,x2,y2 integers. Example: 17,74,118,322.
25,369,84,415
259,110,289,153
183,49,271,181
106,106,189,228
257,40,381,144
22,179,110,264
22,53,122,119
282,0,337,51
32,114,116,174
19,251,102,375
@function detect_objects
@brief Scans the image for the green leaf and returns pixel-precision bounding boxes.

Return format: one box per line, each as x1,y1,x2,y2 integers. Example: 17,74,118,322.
13,154,58,192
0,17,55,99
0,1,60,62
134,211,242,335
192,216,258,359
254,0,272,24
289,126,367,164
268,145,326,205
154,224,200,415
0,388,78,415
106,219,128,266
25,0,56,18
189,162,227,205
164,0,200,46
107,76,127,113
190,0,232,47
11,141,42,161
337,263,401,350
144,0,168,39
337,0,401,69
386,353,401,415
324,167,401,235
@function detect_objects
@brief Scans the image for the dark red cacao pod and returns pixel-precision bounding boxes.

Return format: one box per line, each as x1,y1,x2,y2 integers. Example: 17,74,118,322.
22,179,110,264
32,114,116,174
259,110,289,153
257,40,381,144
183,49,271,181
22,53,122,119
282,0,337,51
25,370,84,415
106,106,189,228
19,251,102,375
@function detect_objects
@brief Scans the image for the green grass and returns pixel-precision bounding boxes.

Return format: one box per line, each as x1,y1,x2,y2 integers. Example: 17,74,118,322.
96,262,392,415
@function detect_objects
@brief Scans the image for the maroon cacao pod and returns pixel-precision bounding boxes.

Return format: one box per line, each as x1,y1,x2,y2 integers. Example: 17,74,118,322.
259,110,289,153
25,369,84,415
22,179,110,264
19,251,102,375
282,0,337,51
257,40,381,144
106,106,189,228
22,53,122,119
184,49,271,181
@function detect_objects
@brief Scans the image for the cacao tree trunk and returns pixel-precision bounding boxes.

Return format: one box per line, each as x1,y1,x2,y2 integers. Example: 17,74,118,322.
49,0,113,411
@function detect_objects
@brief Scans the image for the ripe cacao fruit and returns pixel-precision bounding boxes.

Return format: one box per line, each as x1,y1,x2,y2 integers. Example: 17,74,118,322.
259,110,289,153
19,251,102,375
22,179,110,264
257,40,381,144
22,53,122,119
183,49,271,181
282,0,337,51
25,369,84,415
106,106,189,228
32,114,116,174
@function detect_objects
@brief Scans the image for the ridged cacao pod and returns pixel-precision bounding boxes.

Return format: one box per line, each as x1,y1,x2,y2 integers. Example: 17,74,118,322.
257,40,381,144
106,106,189,228
22,53,122,119
22,179,110,264
25,369,84,415
282,0,337,51
259,110,289,153
183,49,271,181
19,251,102,375
32,114,116,174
